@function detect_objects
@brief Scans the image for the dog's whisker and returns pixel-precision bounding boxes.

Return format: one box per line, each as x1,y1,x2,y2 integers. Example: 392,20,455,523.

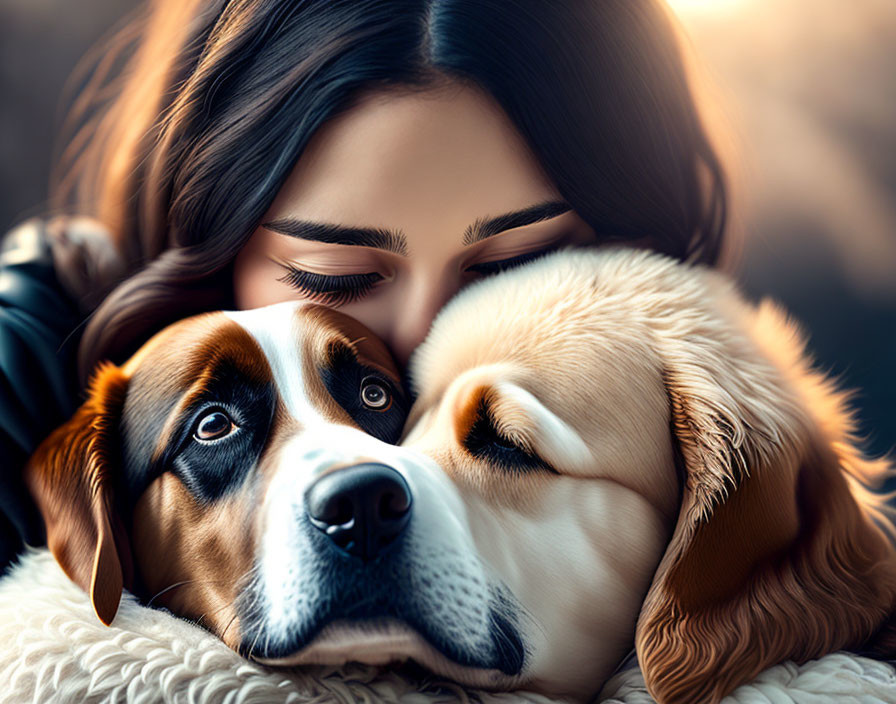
146,578,234,608
194,600,237,630
207,567,260,641
263,628,272,660
248,622,264,660
220,612,240,642
146,580,199,607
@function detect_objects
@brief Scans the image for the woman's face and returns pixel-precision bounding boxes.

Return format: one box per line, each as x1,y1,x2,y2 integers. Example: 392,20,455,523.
233,80,597,369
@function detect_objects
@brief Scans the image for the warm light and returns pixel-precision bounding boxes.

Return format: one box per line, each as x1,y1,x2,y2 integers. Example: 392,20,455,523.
666,0,746,14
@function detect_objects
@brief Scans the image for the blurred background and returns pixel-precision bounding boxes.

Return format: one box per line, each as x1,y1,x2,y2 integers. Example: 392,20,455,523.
669,0,896,461
1,0,894,458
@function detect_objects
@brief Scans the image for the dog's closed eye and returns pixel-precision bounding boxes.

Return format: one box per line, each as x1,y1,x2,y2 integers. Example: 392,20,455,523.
463,396,553,473
457,381,592,476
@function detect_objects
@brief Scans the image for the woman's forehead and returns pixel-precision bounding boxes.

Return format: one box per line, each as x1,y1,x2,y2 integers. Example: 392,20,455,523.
262,81,564,252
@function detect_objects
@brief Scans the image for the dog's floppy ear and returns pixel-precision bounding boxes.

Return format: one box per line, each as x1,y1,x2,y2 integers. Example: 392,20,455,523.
635,301,896,704
24,362,132,625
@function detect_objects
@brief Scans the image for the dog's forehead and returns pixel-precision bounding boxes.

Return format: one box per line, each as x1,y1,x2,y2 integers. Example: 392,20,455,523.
221,303,316,423
118,311,273,500
223,301,402,418
123,311,271,399
118,302,404,504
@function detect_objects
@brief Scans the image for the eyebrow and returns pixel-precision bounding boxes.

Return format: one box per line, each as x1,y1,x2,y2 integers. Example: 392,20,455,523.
261,200,572,256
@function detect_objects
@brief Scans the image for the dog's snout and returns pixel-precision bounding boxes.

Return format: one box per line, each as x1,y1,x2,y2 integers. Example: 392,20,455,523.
305,463,412,561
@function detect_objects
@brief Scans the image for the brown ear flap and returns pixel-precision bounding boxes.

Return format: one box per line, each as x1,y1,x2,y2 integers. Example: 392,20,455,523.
635,303,896,704
24,362,132,625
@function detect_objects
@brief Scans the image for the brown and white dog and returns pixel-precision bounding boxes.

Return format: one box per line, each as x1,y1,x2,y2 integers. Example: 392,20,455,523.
24,247,896,704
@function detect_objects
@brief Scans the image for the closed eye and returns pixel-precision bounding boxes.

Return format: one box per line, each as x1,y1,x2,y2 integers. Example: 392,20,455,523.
463,398,558,474
276,265,383,306
465,244,560,276
275,244,561,306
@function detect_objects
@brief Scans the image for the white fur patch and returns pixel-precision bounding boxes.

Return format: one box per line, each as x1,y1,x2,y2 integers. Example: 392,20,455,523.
225,302,502,669
224,302,321,426
254,430,498,656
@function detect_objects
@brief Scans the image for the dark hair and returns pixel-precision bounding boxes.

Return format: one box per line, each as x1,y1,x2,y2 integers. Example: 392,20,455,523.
54,0,728,383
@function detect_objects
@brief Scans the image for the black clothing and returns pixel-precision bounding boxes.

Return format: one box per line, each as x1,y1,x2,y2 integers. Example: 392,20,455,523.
0,222,84,574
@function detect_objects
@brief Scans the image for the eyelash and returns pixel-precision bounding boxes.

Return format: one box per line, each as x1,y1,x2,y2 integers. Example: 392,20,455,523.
464,245,559,275
276,268,383,306
277,244,560,305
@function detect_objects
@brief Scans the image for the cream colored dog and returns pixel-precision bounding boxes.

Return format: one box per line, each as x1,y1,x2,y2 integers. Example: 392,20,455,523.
399,246,896,703
24,247,896,704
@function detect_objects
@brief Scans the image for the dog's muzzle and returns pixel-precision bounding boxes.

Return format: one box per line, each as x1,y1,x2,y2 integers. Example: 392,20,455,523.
304,463,412,561
241,450,526,680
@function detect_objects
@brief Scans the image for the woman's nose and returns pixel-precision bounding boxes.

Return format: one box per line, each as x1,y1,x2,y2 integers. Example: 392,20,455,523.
388,279,462,369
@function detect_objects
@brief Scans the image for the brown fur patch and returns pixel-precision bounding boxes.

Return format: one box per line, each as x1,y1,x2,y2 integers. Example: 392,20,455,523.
452,384,491,450
24,362,132,625
131,474,256,648
120,313,273,465
637,365,896,704
131,402,304,648
299,304,402,384
296,304,403,427
637,439,896,704
26,312,276,631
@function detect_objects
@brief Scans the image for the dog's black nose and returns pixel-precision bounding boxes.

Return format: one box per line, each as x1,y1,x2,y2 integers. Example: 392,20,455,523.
304,463,412,561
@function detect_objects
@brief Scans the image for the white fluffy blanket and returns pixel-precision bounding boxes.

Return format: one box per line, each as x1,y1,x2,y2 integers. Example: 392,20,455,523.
2,549,896,703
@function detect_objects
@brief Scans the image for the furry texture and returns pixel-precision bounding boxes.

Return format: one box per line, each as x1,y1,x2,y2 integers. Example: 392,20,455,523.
407,248,896,701
2,548,896,703
13,249,896,703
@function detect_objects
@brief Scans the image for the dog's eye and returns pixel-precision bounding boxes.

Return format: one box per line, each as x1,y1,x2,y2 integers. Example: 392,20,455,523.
193,410,235,442
464,399,551,473
360,376,391,411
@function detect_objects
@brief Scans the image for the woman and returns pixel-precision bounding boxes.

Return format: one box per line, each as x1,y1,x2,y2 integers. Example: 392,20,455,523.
0,0,727,573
